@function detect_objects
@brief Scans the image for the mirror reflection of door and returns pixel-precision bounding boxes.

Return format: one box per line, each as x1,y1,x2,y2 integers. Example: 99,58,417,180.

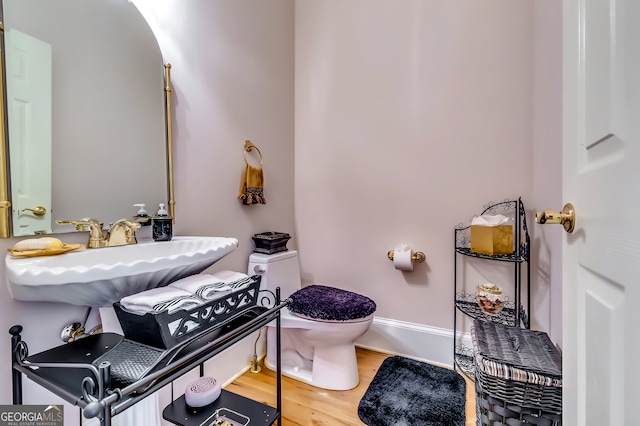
2,0,168,237
5,28,53,236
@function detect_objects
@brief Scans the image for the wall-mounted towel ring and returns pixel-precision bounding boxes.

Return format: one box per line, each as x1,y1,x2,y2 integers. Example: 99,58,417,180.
238,140,266,205
244,140,263,166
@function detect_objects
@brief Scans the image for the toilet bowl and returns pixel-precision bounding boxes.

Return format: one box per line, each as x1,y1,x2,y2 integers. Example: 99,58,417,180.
248,250,376,390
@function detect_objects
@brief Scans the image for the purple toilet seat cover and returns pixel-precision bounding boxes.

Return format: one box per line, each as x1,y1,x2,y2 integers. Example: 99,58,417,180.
288,284,377,321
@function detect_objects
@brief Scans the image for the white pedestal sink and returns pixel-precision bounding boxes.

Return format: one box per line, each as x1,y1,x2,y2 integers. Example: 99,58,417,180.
6,236,239,426
5,236,239,306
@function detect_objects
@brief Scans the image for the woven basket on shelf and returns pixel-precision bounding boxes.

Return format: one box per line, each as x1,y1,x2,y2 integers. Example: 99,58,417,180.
471,319,562,426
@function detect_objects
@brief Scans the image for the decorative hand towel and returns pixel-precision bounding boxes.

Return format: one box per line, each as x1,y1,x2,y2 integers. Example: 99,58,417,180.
196,277,253,302
169,271,252,301
193,271,252,301
169,274,226,292
120,287,203,314
238,163,266,205
210,270,249,283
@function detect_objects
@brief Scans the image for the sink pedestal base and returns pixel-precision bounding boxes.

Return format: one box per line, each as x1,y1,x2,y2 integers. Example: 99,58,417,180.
94,306,160,426
98,306,124,336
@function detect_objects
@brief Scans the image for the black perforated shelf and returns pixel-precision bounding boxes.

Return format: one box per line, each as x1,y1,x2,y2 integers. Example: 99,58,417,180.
455,294,529,329
12,299,287,425
454,344,475,380
454,247,526,263
163,389,279,426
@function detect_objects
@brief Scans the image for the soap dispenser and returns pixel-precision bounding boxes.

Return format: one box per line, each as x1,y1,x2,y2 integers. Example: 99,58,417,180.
133,204,152,240
152,203,172,242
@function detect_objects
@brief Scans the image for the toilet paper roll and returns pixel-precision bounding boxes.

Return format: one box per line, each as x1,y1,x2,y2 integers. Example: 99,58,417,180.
394,244,414,271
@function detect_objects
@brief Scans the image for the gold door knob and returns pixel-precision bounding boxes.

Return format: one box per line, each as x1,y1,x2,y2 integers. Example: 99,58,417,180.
535,203,575,233
21,206,47,217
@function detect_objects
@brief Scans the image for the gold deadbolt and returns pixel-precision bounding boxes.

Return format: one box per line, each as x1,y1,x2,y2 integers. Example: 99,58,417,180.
535,203,575,233
22,206,47,217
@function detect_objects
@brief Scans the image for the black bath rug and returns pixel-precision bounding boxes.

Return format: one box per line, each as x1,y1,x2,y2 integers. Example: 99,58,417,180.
358,356,466,426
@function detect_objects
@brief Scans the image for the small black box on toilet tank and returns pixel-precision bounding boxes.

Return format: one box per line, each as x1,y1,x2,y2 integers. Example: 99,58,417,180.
252,232,290,254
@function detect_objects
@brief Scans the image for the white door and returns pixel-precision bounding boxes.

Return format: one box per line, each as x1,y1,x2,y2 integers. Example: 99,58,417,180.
563,0,638,424
5,28,52,236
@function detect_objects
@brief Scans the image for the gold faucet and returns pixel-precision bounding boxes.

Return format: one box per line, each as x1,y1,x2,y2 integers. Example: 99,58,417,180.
56,217,143,248
56,218,107,248
105,219,141,247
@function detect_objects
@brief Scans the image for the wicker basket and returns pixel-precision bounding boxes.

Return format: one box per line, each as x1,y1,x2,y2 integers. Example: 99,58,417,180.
471,320,562,426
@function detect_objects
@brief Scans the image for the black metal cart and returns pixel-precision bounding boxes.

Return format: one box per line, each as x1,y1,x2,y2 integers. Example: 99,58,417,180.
10,289,286,426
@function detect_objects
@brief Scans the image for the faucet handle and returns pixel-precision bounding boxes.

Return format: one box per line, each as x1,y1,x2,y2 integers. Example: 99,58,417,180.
130,215,151,225
106,219,141,247
57,218,102,232
56,218,107,248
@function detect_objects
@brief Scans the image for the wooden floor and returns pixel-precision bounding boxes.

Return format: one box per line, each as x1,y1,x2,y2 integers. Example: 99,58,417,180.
226,347,476,425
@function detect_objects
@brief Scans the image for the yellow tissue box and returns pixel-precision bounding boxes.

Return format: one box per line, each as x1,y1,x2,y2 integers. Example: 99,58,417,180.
470,225,513,255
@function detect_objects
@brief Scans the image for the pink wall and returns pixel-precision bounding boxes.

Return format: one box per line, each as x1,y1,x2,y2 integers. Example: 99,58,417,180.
135,0,296,271
531,0,563,344
294,0,541,329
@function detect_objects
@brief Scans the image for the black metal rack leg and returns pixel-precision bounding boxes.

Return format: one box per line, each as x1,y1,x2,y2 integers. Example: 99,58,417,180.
10,325,23,405
276,287,282,426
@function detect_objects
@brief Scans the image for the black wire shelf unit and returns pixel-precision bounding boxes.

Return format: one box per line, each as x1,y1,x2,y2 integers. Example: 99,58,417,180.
453,198,531,381
10,291,288,426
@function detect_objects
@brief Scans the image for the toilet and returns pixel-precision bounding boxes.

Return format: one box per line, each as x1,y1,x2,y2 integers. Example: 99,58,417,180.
248,250,376,390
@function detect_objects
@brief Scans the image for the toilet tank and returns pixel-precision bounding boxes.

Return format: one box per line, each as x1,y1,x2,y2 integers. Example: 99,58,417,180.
248,250,301,300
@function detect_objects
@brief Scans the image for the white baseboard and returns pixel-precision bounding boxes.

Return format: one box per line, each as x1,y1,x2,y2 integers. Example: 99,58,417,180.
356,316,471,369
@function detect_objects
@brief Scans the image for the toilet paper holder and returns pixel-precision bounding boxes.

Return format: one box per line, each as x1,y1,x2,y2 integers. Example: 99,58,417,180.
387,249,426,263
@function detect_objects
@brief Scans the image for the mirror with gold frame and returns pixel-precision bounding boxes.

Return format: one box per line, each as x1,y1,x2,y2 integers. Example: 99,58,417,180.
0,0,173,237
